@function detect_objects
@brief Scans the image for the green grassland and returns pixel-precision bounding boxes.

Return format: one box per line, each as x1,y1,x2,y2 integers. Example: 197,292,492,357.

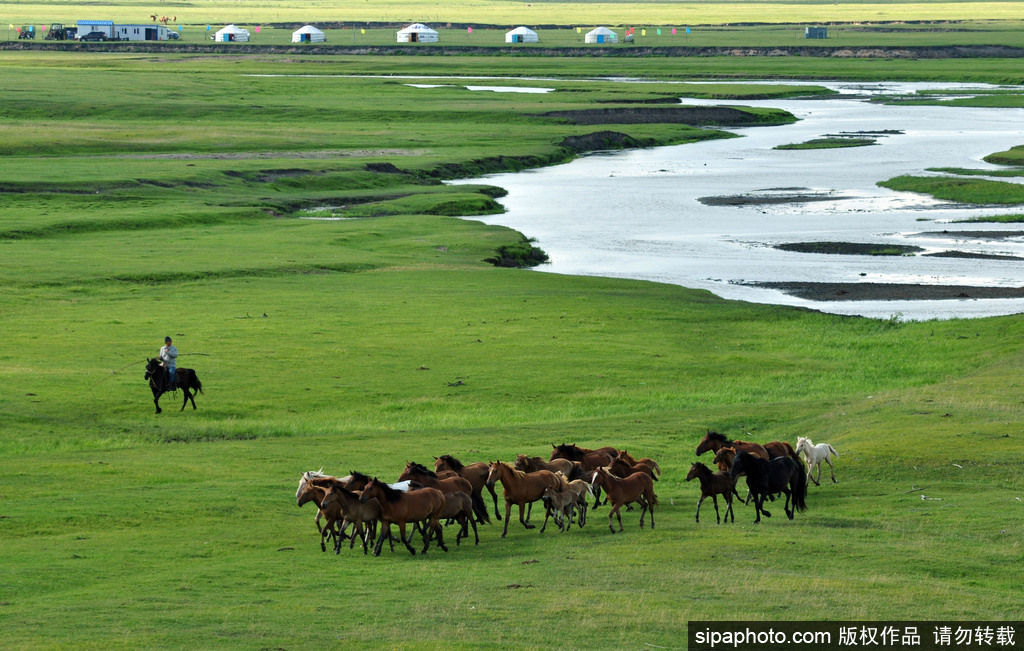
2,48,1024,648
5,0,1024,28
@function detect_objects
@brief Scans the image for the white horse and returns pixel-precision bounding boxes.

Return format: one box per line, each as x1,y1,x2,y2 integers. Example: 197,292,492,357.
796,437,839,485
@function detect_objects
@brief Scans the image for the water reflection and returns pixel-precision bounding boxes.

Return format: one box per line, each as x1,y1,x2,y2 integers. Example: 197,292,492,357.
455,81,1024,320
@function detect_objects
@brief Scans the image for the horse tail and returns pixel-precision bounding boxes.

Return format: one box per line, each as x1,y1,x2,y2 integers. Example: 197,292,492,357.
652,460,662,477
827,444,839,457
193,374,204,395
791,462,808,512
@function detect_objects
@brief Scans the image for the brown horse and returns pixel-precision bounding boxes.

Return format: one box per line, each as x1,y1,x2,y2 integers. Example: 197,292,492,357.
685,462,739,524
439,491,479,545
514,454,584,480
764,440,802,463
608,451,660,481
695,430,769,460
318,480,383,554
360,478,447,556
616,450,662,476
712,447,736,473
434,454,500,523
398,461,474,497
296,471,345,551
589,467,657,533
550,443,616,470
540,486,578,532
485,461,564,538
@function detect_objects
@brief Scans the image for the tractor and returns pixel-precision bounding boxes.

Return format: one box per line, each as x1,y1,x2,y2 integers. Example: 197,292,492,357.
45,23,75,40
18,25,36,39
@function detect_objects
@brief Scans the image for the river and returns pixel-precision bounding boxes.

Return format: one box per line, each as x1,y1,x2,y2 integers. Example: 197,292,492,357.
454,81,1024,320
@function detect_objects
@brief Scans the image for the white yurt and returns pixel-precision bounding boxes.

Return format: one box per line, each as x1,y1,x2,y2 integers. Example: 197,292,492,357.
584,26,618,44
397,23,438,43
505,26,538,43
215,24,250,42
292,25,325,43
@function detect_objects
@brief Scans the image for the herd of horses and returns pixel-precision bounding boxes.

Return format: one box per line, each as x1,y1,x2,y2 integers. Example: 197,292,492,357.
294,444,662,556
688,431,840,524
294,432,840,557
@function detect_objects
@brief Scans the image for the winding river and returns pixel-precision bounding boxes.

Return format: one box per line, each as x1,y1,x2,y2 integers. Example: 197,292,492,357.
456,81,1024,320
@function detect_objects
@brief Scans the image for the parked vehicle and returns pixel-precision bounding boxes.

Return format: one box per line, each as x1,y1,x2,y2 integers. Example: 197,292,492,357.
45,23,75,40
79,31,108,41
167,31,180,40
18,26,36,39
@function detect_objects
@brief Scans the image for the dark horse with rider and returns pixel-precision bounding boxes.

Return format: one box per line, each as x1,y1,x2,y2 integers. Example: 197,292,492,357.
144,336,203,414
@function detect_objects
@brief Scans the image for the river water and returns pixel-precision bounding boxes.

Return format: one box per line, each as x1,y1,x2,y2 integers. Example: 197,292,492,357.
454,81,1024,320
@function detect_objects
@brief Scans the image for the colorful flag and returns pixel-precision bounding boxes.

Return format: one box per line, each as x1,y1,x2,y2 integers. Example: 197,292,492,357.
641,28,646,36
671,28,677,35
467,27,472,33
686,26,691,34
576,27,581,33
206,25,211,31
656,28,661,35
255,26,260,33
360,28,365,34
178,25,183,31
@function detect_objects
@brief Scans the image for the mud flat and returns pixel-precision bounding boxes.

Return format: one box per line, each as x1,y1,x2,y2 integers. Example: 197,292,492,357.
742,281,1024,301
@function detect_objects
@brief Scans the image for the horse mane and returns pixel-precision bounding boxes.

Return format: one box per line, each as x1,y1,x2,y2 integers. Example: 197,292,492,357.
706,431,731,444
438,454,465,471
405,462,438,478
553,443,583,461
349,470,371,484
372,478,405,503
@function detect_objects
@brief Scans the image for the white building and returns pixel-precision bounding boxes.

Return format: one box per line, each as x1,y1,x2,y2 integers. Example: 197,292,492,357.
584,26,618,44
505,26,538,43
76,20,115,39
214,24,250,42
115,24,170,41
292,25,325,43
396,23,438,43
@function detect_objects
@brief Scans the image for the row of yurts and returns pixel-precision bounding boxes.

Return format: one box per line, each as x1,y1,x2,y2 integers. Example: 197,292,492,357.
291,24,621,44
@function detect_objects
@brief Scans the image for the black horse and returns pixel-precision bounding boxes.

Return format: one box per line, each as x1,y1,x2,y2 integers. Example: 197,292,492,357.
144,358,203,414
729,451,807,523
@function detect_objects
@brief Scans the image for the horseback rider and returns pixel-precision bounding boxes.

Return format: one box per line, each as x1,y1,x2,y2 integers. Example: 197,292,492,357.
159,336,178,390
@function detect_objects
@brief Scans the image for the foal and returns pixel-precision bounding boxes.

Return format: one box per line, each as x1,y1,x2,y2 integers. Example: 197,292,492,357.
685,462,739,524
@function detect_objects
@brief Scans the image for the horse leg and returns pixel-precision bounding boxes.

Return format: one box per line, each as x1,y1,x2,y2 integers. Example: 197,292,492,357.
809,462,821,486
432,516,447,552
519,502,535,530
695,494,705,523
540,504,552,533
759,492,772,519
827,457,838,483
469,514,479,545
607,504,618,533
152,388,162,414
501,500,513,538
711,494,720,524
724,494,734,523
399,523,417,556
785,488,794,519
373,523,388,556
525,500,533,524
487,484,502,521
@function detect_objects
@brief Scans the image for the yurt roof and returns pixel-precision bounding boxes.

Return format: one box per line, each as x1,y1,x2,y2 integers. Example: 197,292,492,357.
293,25,324,34
398,23,438,34
506,26,537,35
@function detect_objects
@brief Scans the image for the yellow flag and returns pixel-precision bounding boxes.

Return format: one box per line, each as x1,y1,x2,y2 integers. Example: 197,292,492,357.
641,28,646,36
576,27,581,33
360,28,365,34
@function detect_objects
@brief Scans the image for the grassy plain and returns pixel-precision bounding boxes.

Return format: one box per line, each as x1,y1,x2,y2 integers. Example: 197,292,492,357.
5,0,1024,29
2,43,1024,651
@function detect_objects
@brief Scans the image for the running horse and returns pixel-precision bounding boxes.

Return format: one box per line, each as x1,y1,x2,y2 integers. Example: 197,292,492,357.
485,461,564,538
434,454,501,523
695,430,769,460
359,477,448,556
144,357,203,414
729,451,808,523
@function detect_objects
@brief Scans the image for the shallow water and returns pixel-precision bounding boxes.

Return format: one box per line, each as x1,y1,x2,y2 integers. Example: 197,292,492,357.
454,81,1024,320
